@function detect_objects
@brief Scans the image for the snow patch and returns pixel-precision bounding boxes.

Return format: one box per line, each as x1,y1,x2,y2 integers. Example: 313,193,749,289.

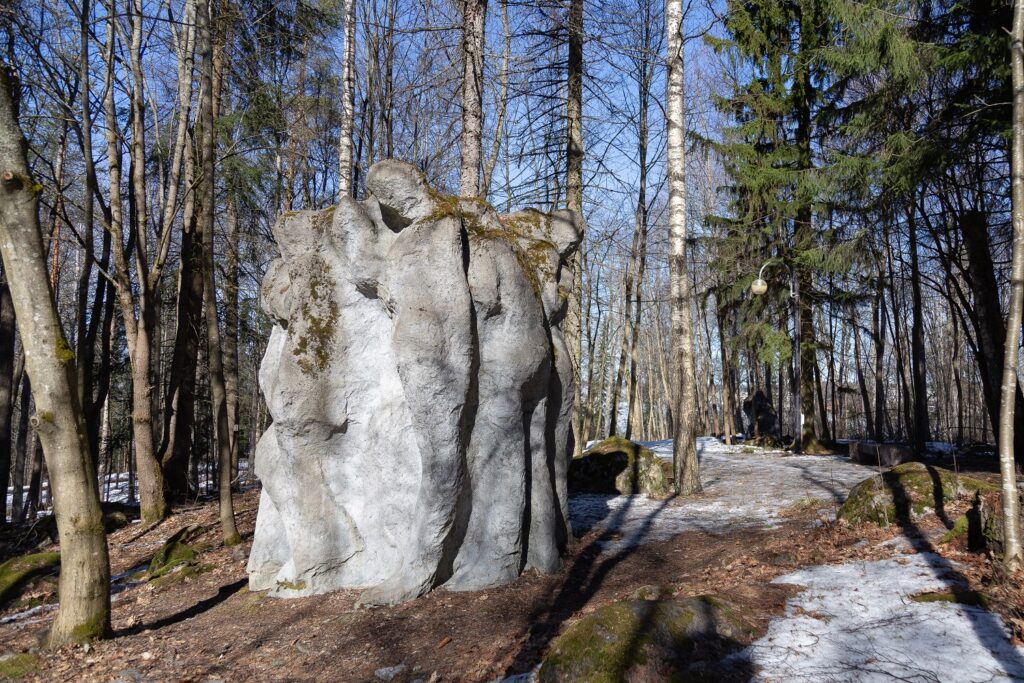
736,553,1024,682
568,437,874,551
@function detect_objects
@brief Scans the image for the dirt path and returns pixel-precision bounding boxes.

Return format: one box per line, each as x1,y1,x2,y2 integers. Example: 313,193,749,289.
0,439,1018,682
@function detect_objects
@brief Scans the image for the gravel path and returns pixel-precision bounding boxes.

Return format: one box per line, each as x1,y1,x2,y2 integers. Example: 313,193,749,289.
568,437,876,550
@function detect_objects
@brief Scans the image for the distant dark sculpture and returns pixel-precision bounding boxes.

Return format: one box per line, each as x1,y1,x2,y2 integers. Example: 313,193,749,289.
742,390,780,440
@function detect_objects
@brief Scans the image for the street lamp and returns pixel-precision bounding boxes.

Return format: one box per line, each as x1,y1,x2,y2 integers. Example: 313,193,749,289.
750,259,802,454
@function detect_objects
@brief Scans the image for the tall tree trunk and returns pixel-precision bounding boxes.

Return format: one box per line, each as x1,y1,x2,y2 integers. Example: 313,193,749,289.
0,279,15,523
160,139,203,499
459,0,487,196
907,201,929,453
338,0,356,197
565,0,585,457
666,0,700,494
998,0,1024,569
962,211,1024,458
106,8,167,524
198,0,240,545
223,197,240,485
872,276,886,440
0,61,110,646
852,307,874,438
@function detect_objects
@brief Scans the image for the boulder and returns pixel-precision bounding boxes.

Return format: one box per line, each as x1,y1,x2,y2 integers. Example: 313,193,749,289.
247,160,583,603
0,551,60,609
539,595,757,682
569,436,671,498
838,462,996,525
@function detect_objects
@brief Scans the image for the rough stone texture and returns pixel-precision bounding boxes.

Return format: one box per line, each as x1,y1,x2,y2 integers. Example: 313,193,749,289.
569,436,672,498
538,595,759,682
247,160,582,603
837,462,996,526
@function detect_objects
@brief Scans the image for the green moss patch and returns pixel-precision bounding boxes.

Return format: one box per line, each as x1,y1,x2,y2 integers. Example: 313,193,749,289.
0,653,39,679
837,462,995,526
539,595,757,682
569,436,671,498
0,552,60,610
149,525,205,578
911,590,990,609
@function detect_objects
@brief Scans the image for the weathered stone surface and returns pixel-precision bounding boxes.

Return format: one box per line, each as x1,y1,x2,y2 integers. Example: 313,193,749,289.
838,462,996,526
569,436,671,498
538,595,758,682
247,160,583,603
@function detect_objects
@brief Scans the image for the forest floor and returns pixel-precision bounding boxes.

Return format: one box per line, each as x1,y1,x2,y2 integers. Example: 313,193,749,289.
0,439,1022,682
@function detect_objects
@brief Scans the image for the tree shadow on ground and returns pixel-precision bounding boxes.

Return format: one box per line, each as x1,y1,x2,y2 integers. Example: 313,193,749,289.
495,486,757,678
117,578,247,636
882,473,1024,677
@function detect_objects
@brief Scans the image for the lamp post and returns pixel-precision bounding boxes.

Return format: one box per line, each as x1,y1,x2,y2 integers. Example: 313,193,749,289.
751,259,802,454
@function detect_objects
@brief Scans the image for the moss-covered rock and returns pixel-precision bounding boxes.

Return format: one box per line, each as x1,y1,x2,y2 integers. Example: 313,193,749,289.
0,552,60,609
148,525,204,578
539,595,757,682
569,436,671,498
838,462,996,526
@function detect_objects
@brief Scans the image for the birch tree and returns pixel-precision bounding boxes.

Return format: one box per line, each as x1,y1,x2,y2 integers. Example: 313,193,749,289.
666,0,701,495
998,0,1024,570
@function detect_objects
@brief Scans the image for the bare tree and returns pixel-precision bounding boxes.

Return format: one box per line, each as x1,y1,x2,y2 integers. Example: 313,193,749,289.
666,0,700,495
998,0,1024,570
459,0,487,196
0,61,110,647
339,0,357,197
565,0,585,456
197,0,240,545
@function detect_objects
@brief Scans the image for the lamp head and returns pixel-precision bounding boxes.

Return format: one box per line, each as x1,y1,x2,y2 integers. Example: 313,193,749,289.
751,278,768,296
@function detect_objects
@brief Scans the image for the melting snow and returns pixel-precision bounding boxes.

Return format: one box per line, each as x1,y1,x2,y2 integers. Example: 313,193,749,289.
737,552,1024,681
568,437,875,551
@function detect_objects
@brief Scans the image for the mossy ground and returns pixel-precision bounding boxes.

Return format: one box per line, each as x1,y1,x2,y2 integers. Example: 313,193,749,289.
0,653,38,679
0,552,60,610
569,436,671,498
837,462,995,526
911,590,990,609
539,595,756,682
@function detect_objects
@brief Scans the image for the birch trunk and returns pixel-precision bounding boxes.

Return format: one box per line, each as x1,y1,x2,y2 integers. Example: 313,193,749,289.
997,0,1024,569
666,0,700,494
339,0,356,197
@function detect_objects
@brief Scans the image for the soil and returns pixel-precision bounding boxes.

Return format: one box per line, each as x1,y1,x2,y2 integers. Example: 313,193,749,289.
0,464,1021,682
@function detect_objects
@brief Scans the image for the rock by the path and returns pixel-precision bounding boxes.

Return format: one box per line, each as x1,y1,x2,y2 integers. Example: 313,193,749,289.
838,462,995,526
374,664,407,681
569,436,671,498
248,160,583,603
539,595,757,682
149,525,204,578
0,552,59,608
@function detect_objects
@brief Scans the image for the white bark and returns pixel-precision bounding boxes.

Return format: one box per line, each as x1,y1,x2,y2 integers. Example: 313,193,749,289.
339,0,356,198
999,0,1024,569
666,0,701,495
